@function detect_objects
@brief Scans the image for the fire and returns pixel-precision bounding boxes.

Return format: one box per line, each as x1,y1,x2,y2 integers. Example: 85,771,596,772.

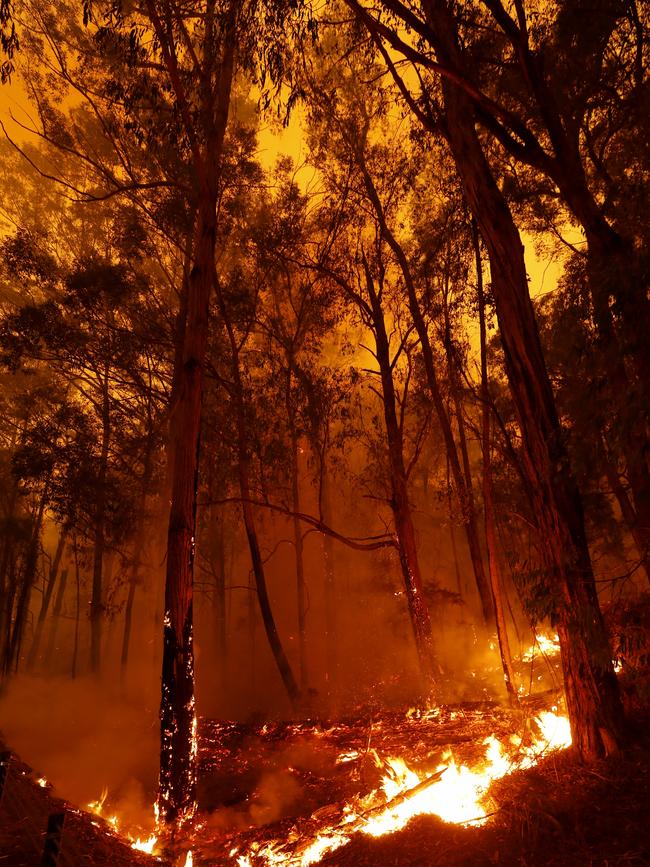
86,788,159,856
521,632,560,662
234,710,572,866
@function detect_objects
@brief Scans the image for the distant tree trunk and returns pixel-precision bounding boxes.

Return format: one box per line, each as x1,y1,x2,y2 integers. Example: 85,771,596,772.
353,151,493,625
320,451,337,693
446,456,463,597
219,305,300,706
71,539,81,679
598,434,650,585
90,362,111,674
6,486,48,674
425,0,624,757
362,255,437,688
440,266,494,623
213,514,227,692
121,432,155,677
45,567,68,666
286,370,309,690
475,221,518,704
27,527,67,671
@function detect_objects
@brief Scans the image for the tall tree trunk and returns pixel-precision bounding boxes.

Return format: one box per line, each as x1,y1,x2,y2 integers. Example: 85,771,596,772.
475,221,518,703
6,487,48,674
222,318,300,706
27,527,67,671
598,433,650,585
121,433,155,677
353,149,493,625
90,364,110,675
159,198,215,824
153,0,239,820
45,567,68,667
363,256,437,688
440,266,494,623
320,452,337,693
287,372,308,690
425,0,624,757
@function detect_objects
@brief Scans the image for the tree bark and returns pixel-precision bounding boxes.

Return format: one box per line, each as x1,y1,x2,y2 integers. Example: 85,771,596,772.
420,0,624,758
90,361,111,675
27,526,67,671
353,149,493,625
219,298,301,706
475,221,518,703
363,256,437,689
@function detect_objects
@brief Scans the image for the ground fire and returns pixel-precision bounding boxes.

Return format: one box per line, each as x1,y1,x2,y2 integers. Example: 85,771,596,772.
1,1,650,865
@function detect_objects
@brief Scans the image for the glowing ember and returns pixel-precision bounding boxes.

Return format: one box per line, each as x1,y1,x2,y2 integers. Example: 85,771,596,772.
87,789,159,856
131,833,158,854
234,710,572,865
37,777,48,788
521,632,560,661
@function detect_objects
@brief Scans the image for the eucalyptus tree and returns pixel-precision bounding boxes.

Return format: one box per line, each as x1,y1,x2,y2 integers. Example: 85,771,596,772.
344,0,625,758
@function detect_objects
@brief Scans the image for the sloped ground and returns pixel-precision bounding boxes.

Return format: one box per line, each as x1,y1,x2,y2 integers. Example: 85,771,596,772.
0,745,157,866
2,674,649,866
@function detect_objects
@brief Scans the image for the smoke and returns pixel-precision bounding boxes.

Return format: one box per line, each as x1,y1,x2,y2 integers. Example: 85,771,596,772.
0,674,159,822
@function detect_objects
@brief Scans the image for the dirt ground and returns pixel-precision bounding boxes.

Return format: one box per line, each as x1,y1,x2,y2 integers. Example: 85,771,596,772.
2,701,649,866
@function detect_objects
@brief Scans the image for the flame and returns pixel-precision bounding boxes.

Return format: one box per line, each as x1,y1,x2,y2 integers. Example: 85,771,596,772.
235,710,572,865
37,777,48,788
86,789,159,856
521,632,560,661
184,851,193,867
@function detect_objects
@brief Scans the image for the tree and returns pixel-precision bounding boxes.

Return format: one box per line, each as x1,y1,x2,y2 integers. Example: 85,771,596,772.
345,0,625,758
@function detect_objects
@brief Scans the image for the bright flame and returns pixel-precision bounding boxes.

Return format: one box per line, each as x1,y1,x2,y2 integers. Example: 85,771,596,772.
37,777,48,788
184,851,193,867
87,789,159,856
521,633,560,661
131,833,158,854
236,710,572,866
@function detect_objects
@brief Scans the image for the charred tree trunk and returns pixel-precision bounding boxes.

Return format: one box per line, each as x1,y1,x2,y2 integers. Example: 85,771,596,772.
362,255,437,688
27,527,67,671
152,0,239,823
424,0,624,757
475,222,518,703
158,199,215,824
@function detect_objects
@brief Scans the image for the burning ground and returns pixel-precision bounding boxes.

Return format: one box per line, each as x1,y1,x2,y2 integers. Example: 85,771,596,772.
3,652,650,866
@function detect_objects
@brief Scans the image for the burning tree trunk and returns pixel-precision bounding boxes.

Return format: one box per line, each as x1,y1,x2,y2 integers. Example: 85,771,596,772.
474,222,518,704
158,197,216,824
141,0,240,824
424,0,624,756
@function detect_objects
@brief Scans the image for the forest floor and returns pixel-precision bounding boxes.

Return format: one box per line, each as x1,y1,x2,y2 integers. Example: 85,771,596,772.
1,678,649,866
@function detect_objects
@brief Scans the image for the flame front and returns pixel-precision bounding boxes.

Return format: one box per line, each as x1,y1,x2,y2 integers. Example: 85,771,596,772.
236,710,572,866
